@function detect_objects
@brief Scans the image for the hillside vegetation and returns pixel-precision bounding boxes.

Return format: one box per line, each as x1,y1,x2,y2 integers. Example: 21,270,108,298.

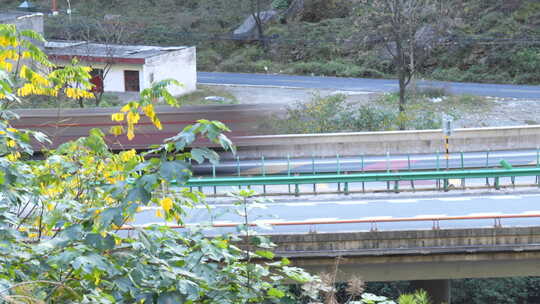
2,0,539,84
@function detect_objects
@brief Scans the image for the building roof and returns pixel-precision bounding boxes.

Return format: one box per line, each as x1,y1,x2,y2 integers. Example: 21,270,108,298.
45,41,188,65
0,11,42,23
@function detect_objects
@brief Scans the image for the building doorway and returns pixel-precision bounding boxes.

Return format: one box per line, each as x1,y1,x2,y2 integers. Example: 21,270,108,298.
124,70,140,92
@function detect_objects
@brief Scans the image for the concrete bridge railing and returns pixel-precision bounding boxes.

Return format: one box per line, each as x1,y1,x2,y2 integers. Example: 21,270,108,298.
229,125,540,159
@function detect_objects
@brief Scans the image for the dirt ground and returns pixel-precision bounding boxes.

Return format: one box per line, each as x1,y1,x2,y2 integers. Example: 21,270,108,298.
206,84,540,128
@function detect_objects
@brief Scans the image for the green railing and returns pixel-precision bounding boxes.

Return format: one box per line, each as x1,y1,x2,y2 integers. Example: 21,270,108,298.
187,166,540,194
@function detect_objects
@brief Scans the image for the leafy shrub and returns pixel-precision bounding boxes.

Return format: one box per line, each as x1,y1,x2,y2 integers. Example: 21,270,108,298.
349,105,395,131
272,0,290,10
268,93,351,134
264,92,446,134
197,49,223,71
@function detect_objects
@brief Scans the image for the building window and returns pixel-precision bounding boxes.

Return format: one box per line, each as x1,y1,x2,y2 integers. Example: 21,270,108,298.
90,68,104,93
124,70,140,92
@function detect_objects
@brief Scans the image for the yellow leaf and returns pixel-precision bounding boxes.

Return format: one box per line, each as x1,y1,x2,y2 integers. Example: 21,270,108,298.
155,209,163,218
7,152,20,161
120,104,131,112
111,113,124,121
160,197,174,213
28,232,38,238
109,125,124,136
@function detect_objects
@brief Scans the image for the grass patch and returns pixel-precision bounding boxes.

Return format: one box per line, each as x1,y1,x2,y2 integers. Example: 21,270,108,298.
14,85,238,109
13,93,123,109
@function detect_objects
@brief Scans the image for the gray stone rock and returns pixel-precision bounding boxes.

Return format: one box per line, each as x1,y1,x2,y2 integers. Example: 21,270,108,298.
232,10,278,40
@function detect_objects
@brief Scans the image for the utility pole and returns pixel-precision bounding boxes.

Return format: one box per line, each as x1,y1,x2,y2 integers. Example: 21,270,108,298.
442,114,454,191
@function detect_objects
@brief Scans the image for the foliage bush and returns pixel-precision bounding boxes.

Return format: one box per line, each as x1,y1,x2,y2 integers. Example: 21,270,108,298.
451,277,540,304
0,25,319,304
263,92,446,135
272,0,291,10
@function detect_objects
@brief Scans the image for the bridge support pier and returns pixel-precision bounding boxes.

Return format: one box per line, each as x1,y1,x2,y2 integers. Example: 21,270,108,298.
410,279,451,304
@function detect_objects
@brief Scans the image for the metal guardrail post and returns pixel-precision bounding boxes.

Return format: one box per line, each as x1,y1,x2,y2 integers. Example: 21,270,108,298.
337,154,341,192
408,154,415,191
386,151,390,191
212,164,217,197
460,151,465,189
344,171,349,195
261,156,266,196
536,147,540,187
485,149,490,186
287,155,291,194
361,153,365,193
312,154,316,195
436,151,440,190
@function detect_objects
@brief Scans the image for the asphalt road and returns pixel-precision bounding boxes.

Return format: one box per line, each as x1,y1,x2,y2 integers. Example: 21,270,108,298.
133,192,540,234
193,149,540,176
198,72,540,99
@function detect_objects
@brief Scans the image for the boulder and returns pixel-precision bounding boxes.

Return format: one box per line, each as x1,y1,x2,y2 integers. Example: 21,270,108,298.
232,10,278,40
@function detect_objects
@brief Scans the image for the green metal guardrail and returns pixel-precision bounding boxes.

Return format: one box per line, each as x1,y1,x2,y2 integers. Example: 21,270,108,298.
186,166,540,194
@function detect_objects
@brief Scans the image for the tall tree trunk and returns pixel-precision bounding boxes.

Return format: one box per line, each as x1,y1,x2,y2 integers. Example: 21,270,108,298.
254,14,266,50
396,37,407,130
398,71,406,130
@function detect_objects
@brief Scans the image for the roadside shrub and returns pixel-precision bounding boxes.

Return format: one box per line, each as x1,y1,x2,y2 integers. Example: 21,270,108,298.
272,0,290,10
285,60,364,77
264,92,447,134
409,86,449,99
197,49,222,71
349,105,395,131
270,93,350,134
430,67,465,82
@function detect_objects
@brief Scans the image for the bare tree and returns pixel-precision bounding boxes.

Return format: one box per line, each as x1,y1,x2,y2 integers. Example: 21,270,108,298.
357,0,454,129
85,17,131,105
250,0,270,49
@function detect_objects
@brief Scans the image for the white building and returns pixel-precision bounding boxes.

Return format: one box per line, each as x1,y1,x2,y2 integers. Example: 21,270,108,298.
45,41,196,96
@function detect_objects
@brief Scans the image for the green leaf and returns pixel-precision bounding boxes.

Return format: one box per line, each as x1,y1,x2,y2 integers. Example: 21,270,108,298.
99,207,124,228
267,288,285,298
166,130,196,151
159,160,191,183
125,186,151,204
256,250,275,259
218,134,236,154
85,233,115,250
190,148,220,165
157,291,186,304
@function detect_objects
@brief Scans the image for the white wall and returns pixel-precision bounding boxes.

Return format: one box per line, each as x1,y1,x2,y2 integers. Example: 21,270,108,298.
102,64,142,92
52,60,142,93
142,47,197,96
